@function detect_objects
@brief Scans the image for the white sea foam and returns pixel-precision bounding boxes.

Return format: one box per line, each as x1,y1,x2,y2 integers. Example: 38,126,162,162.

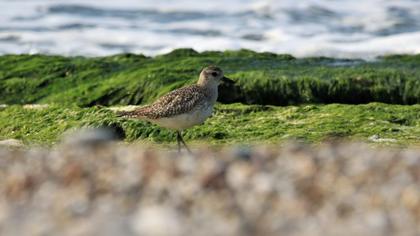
1,0,420,58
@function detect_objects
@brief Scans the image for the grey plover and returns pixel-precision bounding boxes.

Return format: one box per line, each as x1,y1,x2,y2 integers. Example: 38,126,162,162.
119,66,233,152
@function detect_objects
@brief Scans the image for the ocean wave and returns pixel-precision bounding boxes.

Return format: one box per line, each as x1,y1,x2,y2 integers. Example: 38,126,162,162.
1,0,420,58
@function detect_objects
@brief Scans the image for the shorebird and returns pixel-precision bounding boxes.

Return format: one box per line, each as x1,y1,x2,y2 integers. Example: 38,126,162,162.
118,66,233,153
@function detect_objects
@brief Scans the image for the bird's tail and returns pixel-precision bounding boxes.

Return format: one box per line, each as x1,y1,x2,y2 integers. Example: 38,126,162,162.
116,110,138,118
116,106,150,119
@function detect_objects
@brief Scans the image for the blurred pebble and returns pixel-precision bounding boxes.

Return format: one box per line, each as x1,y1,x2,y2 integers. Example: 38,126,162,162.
132,205,183,236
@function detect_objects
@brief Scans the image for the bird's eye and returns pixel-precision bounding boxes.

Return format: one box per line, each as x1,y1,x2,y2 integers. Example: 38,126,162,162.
211,72,218,77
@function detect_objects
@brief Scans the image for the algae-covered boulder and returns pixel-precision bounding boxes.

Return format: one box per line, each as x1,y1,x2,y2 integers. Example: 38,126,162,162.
1,50,419,106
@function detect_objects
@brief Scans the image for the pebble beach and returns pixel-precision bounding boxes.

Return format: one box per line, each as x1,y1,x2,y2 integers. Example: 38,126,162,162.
1,138,419,235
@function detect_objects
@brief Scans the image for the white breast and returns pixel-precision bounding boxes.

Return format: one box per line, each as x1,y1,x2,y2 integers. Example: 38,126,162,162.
150,104,214,131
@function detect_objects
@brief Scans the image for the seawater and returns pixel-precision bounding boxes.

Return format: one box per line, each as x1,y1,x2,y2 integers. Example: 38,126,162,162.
1,0,420,58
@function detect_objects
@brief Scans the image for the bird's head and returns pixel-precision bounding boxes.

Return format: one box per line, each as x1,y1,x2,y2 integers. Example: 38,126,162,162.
198,66,234,87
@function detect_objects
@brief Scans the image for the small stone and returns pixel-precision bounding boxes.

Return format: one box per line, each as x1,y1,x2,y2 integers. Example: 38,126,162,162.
368,134,397,143
61,128,120,146
22,104,49,109
0,139,24,147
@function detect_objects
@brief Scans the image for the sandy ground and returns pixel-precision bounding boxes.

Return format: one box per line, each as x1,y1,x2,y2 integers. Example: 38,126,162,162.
0,136,419,236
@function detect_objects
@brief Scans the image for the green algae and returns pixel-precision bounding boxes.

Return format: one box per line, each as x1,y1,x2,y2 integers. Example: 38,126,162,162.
1,50,420,106
0,103,419,146
1,50,419,146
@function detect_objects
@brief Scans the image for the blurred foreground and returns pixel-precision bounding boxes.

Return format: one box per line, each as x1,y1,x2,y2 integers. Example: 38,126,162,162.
0,137,419,236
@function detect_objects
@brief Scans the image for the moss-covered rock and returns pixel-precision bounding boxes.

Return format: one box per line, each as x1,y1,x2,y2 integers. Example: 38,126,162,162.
1,50,420,106
0,103,419,146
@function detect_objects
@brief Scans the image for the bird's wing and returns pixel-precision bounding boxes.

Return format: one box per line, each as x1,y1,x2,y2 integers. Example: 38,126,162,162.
119,85,206,119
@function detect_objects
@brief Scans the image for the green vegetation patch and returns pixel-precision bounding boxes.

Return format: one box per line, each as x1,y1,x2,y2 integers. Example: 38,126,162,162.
0,103,419,146
1,50,420,106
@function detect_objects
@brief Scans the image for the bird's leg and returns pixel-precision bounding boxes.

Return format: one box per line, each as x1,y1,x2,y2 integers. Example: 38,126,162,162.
177,131,192,154
176,131,182,153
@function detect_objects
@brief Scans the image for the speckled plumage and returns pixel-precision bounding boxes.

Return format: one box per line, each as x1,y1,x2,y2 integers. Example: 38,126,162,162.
116,66,233,153
118,66,230,152
118,66,228,130
121,85,209,119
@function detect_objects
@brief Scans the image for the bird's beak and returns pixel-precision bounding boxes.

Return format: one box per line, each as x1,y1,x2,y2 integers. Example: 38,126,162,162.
221,76,235,84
